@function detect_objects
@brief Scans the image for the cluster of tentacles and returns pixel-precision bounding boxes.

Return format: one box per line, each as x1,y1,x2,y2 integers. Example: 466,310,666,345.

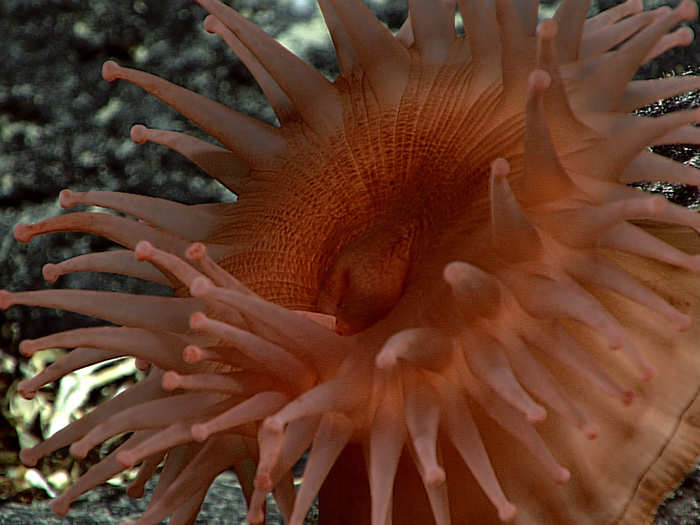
4,0,700,523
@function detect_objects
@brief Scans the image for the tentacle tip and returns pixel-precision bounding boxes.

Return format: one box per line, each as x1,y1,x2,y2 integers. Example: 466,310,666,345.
583,423,600,440
490,158,510,178
627,0,643,13
190,276,212,297
677,26,695,47
442,261,461,284
189,311,208,330
69,442,87,459
263,416,284,434
691,255,700,273
537,19,557,40
162,370,181,391
183,344,203,363
18,339,35,357
191,423,210,442
186,242,207,261
19,448,38,467
134,240,154,261
130,124,149,144
675,313,692,332
58,189,80,209
50,498,71,517
498,502,517,522
254,472,274,493
134,358,152,371
641,365,657,382
529,69,551,91
13,223,33,243
117,451,136,469
42,263,61,283
608,336,624,350
527,405,547,423
127,483,145,499
203,14,219,33
555,467,571,485
678,0,698,21
17,380,37,399
375,351,396,370
0,290,15,310
246,507,266,525
424,466,446,486
102,60,121,82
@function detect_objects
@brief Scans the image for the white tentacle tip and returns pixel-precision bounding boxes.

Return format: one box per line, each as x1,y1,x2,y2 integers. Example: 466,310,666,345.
498,502,517,522
263,416,284,434
134,240,154,261
554,467,571,485
490,158,510,178
537,19,558,40
189,311,208,331
527,404,547,423
190,276,212,297
186,242,207,262
191,423,210,442
375,350,397,370
424,466,446,487
529,69,551,91
162,370,182,391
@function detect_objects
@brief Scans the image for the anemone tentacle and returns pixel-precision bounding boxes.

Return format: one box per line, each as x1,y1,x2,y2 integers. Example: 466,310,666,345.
5,1,700,524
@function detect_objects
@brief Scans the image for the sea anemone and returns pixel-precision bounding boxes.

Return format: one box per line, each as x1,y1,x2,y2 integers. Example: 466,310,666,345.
4,0,700,523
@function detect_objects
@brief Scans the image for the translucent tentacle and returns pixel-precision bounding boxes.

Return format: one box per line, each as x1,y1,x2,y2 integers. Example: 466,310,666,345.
19,372,166,467
327,0,411,106
102,60,285,165
202,15,295,123
194,0,342,130
489,159,543,262
407,0,456,65
17,347,120,400
0,289,203,333
42,249,171,286
130,124,248,194
59,189,220,241
289,412,353,525
553,0,591,62
19,326,198,374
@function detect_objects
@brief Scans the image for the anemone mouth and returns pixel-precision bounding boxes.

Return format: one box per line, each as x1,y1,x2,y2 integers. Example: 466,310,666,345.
4,1,700,524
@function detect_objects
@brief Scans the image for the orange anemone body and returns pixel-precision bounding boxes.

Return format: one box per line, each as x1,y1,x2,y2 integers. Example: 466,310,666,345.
4,0,700,524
